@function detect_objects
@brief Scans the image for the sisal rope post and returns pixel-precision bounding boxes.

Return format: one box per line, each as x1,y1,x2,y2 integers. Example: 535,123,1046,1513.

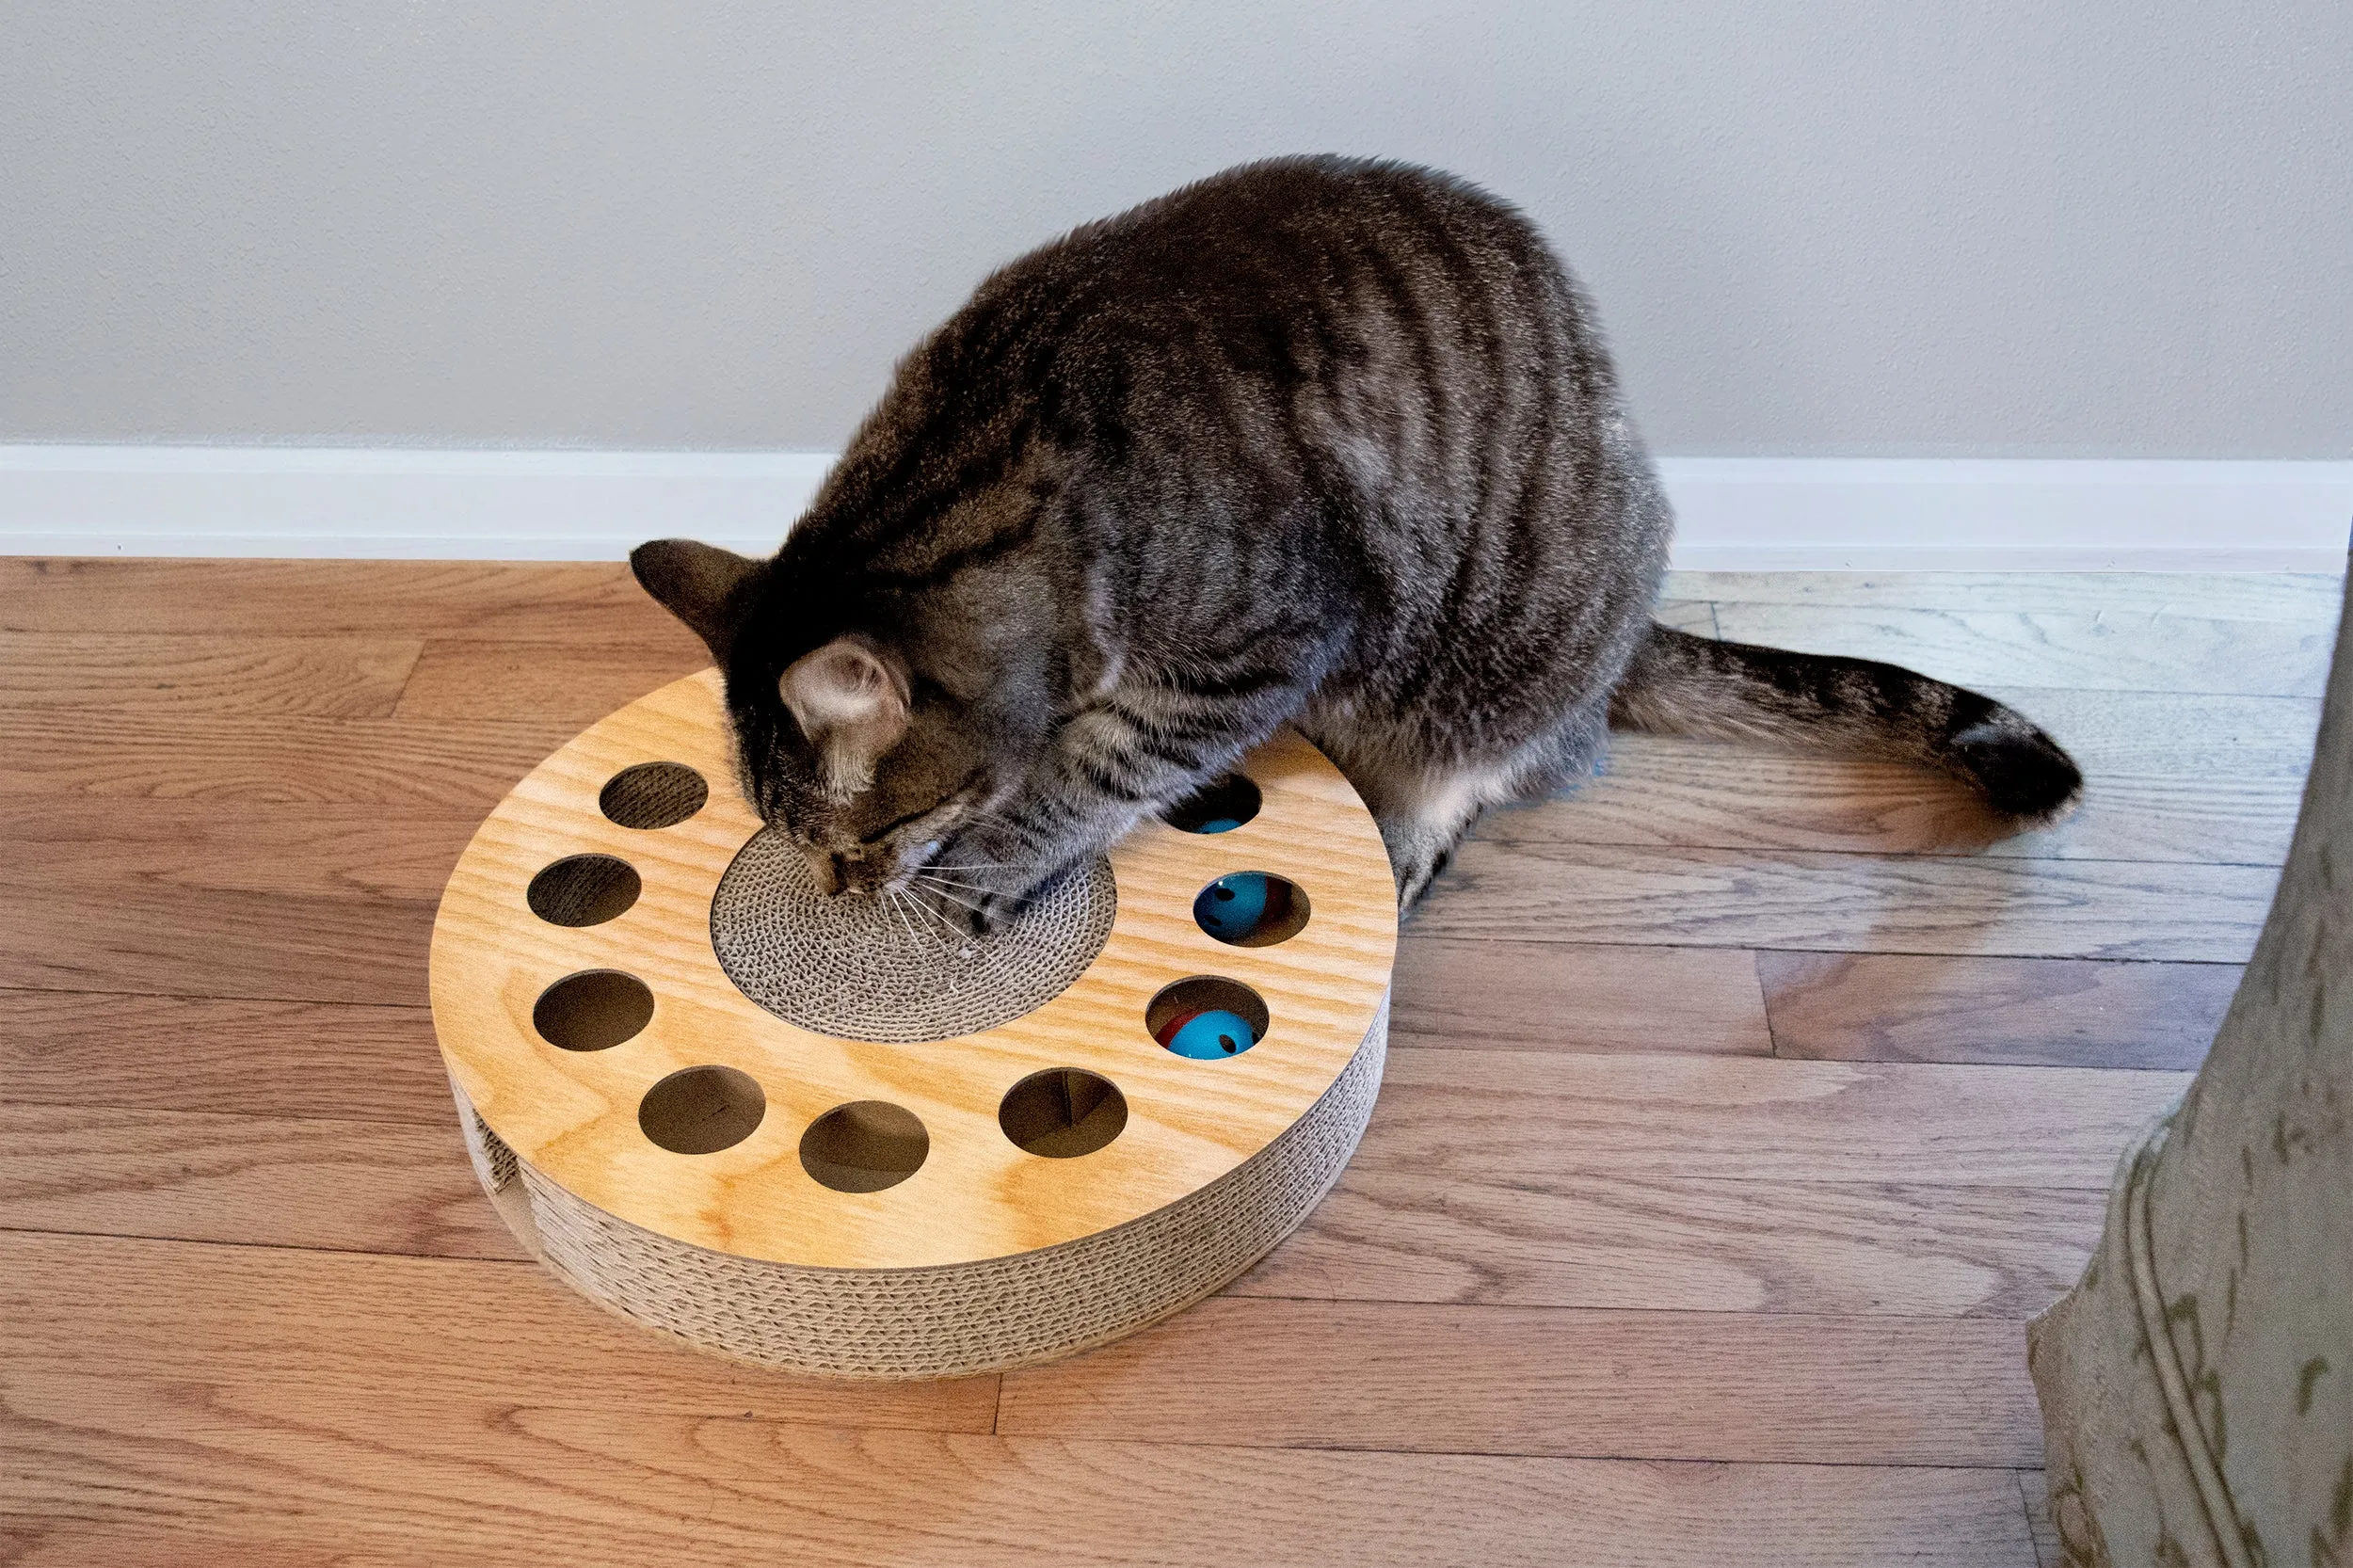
2028,567,2353,1564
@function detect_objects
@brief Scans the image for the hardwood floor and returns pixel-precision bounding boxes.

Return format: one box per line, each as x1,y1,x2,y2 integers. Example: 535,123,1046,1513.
0,558,2333,1566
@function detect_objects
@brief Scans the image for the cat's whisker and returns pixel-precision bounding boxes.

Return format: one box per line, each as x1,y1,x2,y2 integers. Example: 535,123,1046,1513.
879,888,925,952
913,872,998,892
904,885,989,963
914,879,986,915
898,888,966,950
913,877,994,908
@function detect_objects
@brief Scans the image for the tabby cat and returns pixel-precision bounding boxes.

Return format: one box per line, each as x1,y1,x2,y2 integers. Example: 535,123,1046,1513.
634,156,2080,930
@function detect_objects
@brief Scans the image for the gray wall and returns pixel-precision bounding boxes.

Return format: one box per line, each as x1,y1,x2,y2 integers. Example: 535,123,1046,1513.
4,1,2347,457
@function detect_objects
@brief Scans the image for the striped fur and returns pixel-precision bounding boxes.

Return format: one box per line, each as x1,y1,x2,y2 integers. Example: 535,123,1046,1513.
633,156,2080,926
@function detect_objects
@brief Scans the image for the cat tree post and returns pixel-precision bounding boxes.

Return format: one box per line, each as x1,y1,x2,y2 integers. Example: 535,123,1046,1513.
2027,568,2353,1565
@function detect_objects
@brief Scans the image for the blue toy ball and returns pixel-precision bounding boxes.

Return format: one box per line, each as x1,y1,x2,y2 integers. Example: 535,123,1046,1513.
1193,872,1273,941
1196,816,1242,834
1156,1007,1258,1059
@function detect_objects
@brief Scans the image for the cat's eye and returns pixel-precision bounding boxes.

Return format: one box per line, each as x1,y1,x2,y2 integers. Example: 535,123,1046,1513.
859,803,939,845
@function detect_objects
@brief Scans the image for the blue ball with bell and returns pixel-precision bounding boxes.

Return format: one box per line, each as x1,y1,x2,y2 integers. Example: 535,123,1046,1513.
1155,1007,1259,1059
1193,872,1286,942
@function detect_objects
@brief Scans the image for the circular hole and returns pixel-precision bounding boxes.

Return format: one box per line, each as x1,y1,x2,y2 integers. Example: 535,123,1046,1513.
639,1065,766,1155
799,1101,930,1192
1192,872,1311,947
1160,774,1261,834
999,1069,1128,1159
1146,976,1270,1059
527,854,640,927
533,969,655,1051
600,761,709,830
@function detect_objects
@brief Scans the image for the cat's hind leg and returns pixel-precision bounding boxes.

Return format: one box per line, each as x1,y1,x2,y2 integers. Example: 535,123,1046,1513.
1370,777,1490,910
1343,750,1539,910
1327,696,1613,912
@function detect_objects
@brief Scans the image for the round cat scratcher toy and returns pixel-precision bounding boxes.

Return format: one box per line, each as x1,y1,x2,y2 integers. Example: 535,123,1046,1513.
430,670,1397,1379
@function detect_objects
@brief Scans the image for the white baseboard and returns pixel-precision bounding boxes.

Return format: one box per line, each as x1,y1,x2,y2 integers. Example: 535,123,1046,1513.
1658,457,2353,571
2,446,2347,571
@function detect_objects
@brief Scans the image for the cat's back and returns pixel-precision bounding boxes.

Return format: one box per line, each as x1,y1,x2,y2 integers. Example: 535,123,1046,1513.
988,156,1578,344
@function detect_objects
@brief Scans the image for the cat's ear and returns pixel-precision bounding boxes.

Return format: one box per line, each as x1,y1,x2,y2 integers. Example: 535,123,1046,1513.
779,636,910,794
630,538,760,662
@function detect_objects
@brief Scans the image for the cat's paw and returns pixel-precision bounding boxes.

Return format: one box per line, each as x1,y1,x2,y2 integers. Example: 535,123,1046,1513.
959,886,1034,936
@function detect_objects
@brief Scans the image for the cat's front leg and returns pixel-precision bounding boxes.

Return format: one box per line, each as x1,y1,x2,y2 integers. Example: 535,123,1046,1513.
919,699,1285,933
917,791,1139,935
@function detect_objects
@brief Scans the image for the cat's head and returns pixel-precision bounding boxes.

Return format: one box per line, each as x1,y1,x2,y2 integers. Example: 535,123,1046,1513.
629,537,1051,897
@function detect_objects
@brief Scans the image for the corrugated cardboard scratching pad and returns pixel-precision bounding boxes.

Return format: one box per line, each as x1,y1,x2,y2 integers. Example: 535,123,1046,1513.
430,670,1398,1378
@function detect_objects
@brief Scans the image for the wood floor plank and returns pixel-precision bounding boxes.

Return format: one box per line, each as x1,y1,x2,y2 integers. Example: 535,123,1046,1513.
0,1231,997,1433
0,712,574,808
0,557,683,639
1525,744,2305,867
1417,838,2278,962
1759,952,2235,1069
1972,686,2323,778
0,881,433,1004
1356,1047,2186,1189
393,636,711,722
0,1105,520,1260
0,992,450,1123
1664,569,2344,623
997,1296,2042,1466
0,800,475,904
2019,1470,2063,1568
4,557,2282,1563
0,632,423,717
0,1095,2099,1319
1502,685,2320,867
0,1397,2038,1568
1652,598,1719,636
1709,601,2332,696
1390,937,1772,1053
1235,1168,2100,1318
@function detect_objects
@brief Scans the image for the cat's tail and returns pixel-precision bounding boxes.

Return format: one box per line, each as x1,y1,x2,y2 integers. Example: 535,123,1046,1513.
1607,622,2083,821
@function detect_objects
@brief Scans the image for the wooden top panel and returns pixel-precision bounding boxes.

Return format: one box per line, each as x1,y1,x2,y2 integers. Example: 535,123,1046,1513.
430,671,1397,1270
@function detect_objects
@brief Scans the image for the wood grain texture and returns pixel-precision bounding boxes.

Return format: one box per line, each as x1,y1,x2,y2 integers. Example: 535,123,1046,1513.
393,636,711,722
0,1408,2038,1568
0,800,475,904
0,1090,2100,1318
1759,952,2236,1069
0,632,423,717
0,880,433,1004
0,1231,998,1432
1357,1047,2187,1189
1503,685,2322,866
5,558,2314,1563
0,712,575,808
1651,598,1719,635
1665,569,2345,623
1390,937,1771,1053
0,1106,522,1260
1419,838,2279,962
997,1296,2044,1466
2019,1470,2063,1568
1710,601,2333,696
0,991,450,1122
0,556,681,638
1235,1168,2101,1317
435,678,1399,1269
1513,740,2306,867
